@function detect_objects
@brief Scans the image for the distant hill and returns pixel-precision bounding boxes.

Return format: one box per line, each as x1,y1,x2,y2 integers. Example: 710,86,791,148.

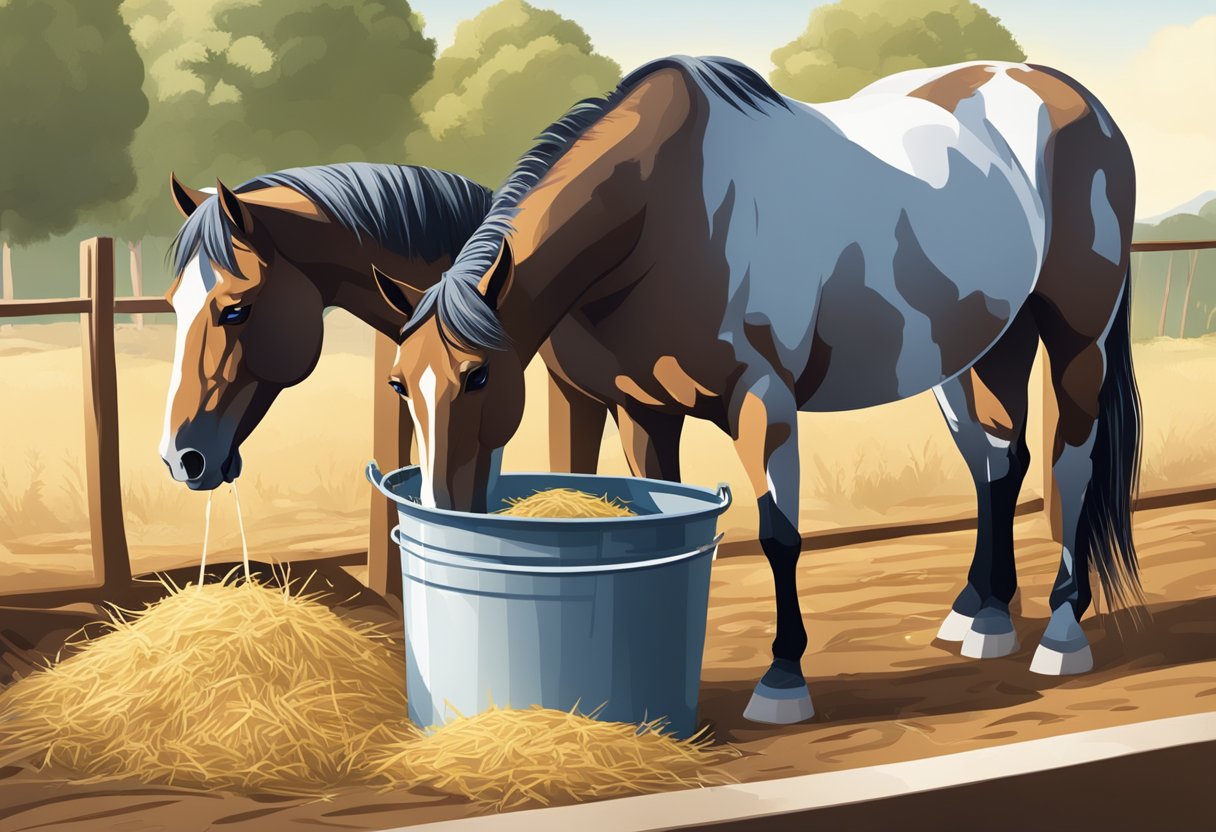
1138,190,1216,224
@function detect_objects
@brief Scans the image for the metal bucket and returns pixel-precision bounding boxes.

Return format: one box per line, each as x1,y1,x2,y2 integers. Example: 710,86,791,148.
366,462,731,738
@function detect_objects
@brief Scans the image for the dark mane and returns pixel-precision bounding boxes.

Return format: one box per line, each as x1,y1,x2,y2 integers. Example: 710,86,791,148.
404,55,788,351
169,163,493,277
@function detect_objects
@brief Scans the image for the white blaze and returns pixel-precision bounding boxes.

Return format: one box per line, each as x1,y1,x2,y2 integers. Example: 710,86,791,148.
406,366,439,508
160,254,215,458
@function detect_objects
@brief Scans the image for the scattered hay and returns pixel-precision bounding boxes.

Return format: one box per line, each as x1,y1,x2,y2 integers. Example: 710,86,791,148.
0,580,733,808
0,578,416,795
373,705,737,810
499,488,636,518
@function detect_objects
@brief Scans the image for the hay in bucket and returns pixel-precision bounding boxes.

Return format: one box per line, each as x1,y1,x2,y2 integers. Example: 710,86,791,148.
498,488,636,518
0,578,734,806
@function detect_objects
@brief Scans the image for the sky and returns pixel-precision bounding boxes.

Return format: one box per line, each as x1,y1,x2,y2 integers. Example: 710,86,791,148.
410,0,1216,218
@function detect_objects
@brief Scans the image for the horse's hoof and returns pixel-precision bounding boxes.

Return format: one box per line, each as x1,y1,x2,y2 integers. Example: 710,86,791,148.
960,602,1018,659
936,609,973,642
1030,604,1092,675
743,682,815,724
743,659,815,724
962,627,1020,659
1030,642,1093,675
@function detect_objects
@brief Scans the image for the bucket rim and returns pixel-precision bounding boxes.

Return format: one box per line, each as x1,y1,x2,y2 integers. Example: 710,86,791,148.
366,461,732,527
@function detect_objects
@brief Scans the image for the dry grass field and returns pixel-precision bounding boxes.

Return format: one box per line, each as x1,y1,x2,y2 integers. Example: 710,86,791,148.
1,312,1214,590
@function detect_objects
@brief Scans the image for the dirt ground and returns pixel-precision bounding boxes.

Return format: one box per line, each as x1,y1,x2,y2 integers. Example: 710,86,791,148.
1,501,1213,831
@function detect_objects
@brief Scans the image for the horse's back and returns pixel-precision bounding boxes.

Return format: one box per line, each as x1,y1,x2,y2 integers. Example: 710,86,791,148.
698,62,1057,411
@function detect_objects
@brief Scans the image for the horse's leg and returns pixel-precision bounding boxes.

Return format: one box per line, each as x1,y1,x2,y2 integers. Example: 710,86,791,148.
933,309,1038,659
732,382,814,724
1030,276,1140,675
614,404,683,481
548,370,607,474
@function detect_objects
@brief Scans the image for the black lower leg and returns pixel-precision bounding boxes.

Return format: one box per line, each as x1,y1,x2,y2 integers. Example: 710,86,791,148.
955,438,1028,614
1048,519,1093,618
758,493,806,670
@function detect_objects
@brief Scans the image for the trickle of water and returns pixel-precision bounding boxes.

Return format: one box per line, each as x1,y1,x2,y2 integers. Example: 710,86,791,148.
231,480,252,581
197,491,213,589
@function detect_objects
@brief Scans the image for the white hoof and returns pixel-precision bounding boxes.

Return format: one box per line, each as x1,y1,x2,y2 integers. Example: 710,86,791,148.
743,684,815,725
961,627,1019,659
937,609,974,642
1030,642,1094,675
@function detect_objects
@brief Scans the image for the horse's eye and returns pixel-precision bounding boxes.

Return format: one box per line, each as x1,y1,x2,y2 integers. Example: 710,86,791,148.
465,365,489,393
219,305,251,325
388,379,408,397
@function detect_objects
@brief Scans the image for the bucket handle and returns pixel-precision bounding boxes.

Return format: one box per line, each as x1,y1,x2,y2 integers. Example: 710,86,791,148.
366,460,390,497
716,482,732,512
392,528,724,575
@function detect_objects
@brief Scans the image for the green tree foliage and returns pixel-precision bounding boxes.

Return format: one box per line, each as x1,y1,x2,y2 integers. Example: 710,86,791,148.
112,0,435,239
0,0,148,245
770,0,1025,102
405,0,621,187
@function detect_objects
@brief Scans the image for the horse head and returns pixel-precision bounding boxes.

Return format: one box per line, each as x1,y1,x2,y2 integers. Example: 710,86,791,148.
160,174,335,490
375,240,525,511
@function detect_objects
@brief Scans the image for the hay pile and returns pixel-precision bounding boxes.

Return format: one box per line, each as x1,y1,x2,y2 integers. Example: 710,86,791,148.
0,579,416,795
0,580,733,806
499,488,636,518
373,705,735,810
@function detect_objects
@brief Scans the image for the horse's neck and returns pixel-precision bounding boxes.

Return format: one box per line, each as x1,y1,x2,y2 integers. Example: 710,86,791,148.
501,69,695,359
281,227,442,338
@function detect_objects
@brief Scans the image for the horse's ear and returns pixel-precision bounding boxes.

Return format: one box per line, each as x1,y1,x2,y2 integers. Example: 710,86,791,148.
216,179,255,238
477,239,515,310
169,172,209,218
372,264,415,319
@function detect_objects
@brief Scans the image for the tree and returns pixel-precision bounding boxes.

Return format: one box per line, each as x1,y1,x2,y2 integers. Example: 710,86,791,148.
405,0,621,187
0,0,147,292
105,0,436,270
770,0,1025,102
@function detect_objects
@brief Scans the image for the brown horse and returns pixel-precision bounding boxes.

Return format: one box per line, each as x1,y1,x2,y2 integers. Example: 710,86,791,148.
375,56,1142,724
160,163,491,491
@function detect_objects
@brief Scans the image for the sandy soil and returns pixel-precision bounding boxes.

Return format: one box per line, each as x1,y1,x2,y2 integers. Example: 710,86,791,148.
1,502,1212,831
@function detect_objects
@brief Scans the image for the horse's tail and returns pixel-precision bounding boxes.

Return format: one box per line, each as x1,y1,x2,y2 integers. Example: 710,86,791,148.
1082,268,1144,611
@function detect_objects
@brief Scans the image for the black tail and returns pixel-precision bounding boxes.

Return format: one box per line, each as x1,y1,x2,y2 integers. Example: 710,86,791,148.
1081,271,1143,610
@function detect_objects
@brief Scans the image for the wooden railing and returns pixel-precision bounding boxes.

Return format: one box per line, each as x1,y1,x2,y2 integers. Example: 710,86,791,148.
0,238,1213,605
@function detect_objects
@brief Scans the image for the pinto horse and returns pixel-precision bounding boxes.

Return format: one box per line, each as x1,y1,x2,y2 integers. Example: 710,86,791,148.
159,163,491,490
374,56,1142,725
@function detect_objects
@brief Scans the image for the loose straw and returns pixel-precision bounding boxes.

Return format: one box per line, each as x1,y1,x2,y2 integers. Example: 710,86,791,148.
231,481,251,581
197,491,213,589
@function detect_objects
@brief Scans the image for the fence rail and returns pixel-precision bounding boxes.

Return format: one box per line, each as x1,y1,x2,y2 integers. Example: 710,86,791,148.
1,237,1214,607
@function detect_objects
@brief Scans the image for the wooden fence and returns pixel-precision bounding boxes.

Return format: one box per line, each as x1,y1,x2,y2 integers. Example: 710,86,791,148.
1,237,1214,606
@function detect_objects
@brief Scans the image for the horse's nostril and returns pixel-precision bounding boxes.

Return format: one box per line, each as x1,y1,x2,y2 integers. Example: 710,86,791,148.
180,450,206,481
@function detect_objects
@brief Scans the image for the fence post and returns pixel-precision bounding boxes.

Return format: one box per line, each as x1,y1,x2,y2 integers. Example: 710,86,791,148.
368,333,411,602
1,241,11,333
1040,343,1063,543
80,238,132,590
128,240,144,330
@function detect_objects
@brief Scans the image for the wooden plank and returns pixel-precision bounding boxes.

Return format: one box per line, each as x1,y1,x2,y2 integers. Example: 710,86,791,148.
1134,483,1216,511
407,713,1216,832
367,333,411,602
0,549,369,609
1,296,168,318
113,296,172,314
79,238,132,591
1131,238,1216,252
717,499,1044,558
0,297,91,316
